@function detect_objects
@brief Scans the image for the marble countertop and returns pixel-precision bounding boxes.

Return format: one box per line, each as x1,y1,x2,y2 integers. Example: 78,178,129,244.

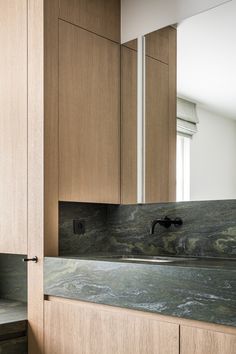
44,255,236,327
0,299,27,338
56,254,236,269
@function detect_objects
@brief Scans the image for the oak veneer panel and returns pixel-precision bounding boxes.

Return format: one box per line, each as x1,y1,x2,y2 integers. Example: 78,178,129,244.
28,0,44,352
168,27,177,201
59,21,120,204
0,0,27,254
121,44,137,204
44,299,179,354
44,0,59,256
59,0,120,42
145,27,169,64
181,326,236,354
145,57,169,203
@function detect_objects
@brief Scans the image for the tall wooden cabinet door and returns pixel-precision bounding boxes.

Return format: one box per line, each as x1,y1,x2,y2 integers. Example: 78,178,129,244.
145,57,170,203
59,21,120,204
181,326,236,354
121,43,137,204
44,299,179,354
0,0,27,254
145,27,176,203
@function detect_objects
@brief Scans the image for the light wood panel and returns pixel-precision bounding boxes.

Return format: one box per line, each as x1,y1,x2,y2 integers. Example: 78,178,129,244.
44,0,59,256
168,27,177,201
59,0,120,42
121,43,137,203
44,298,179,354
59,21,120,204
145,57,170,203
145,27,169,64
0,0,27,254
28,0,44,352
181,325,236,354
47,296,236,336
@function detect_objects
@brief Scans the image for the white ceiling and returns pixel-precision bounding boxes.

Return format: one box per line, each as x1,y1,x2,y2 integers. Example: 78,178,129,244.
177,0,236,119
121,0,230,43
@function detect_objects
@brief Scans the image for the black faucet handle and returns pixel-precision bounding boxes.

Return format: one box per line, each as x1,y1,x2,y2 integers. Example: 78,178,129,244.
173,217,183,227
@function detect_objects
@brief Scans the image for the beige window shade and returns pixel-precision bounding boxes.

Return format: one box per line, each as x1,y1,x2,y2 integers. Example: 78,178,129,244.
177,97,199,136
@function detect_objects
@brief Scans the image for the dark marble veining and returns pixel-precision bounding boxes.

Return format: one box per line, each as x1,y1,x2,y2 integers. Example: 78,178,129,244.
0,254,27,302
59,200,236,258
44,256,236,327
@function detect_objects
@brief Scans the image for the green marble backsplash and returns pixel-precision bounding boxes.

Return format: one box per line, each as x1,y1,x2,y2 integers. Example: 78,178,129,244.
0,254,27,302
59,200,236,258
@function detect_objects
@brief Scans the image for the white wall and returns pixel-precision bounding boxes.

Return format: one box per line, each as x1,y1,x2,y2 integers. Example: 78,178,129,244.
121,0,231,43
190,106,236,200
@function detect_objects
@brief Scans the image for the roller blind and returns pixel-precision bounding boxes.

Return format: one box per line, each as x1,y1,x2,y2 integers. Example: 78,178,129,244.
177,97,199,136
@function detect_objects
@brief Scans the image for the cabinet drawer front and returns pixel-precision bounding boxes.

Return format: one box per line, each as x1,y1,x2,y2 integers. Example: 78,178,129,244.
181,325,236,354
44,299,179,354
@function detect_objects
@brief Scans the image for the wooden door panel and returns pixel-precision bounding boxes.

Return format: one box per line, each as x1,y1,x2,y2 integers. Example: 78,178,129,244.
0,0,27,254
44,299,179,354
121,44,137,204
59,21,120,203
145,57,170,203
181,325,236,354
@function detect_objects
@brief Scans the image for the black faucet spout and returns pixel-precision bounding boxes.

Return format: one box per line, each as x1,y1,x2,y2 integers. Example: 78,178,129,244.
150,216,183,234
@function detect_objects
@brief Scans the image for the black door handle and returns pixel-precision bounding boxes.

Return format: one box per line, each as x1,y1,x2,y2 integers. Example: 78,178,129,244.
22,256,38,263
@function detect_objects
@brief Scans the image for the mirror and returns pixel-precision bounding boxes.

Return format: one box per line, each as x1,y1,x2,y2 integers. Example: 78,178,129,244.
177,1,236,201
121,1,236,203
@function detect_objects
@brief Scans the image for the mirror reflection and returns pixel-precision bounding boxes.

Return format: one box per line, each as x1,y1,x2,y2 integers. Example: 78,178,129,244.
177,1,236,201
122,1,236,203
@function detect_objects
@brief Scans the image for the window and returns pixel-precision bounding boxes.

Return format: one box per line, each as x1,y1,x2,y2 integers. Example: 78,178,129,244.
177,134,190,201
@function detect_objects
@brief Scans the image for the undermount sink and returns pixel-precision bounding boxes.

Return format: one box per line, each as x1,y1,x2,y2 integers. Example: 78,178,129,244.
96,255,197,263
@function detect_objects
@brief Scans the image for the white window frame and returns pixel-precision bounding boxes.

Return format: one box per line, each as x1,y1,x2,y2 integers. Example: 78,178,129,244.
177,134,190,202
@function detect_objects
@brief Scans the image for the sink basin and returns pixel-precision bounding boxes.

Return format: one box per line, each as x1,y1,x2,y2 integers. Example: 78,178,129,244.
95,255,197,263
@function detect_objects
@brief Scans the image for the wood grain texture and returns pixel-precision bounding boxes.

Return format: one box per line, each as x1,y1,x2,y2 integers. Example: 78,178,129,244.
145,56,170,203
0,0,27,254
123,39,138,51
44,299,179,354
59,0,120,42
59,21,120,203
181,326,236,354
28,0,44,352
168,27,177,201
121,44,138,204
47,296,236,336
44,0,59,256
145,27,169,64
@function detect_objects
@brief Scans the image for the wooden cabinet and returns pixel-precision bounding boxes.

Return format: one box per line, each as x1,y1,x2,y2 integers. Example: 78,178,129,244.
44,297,236,354
0,0,27,254
145,56,169,203
59,21,120,204
145,27,177,203
121,27,176,204
44,298,179,354
181,325,236,354
121,41,138,204
59,0,120,42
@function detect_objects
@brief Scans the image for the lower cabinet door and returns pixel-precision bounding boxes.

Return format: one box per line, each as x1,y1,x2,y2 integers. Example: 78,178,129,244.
44,299,179,354
181,326,236,354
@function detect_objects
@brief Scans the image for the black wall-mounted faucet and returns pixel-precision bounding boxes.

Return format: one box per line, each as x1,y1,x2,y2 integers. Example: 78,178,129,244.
150,216,183,234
